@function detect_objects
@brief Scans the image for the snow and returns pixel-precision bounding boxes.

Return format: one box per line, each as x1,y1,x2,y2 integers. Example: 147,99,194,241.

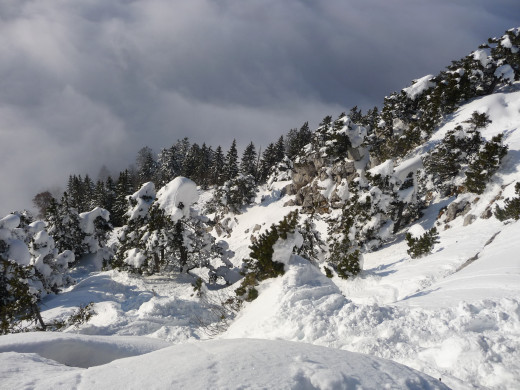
0,213,20,229
402,74,435,100
494,64,515,83
407,223,426,239
127,181,156,220
7,238,31,266
3,82,520,389
0,332,170,368
394,155,423,182
156,176,198,221
0,337,447,390
347,123,367,148
368,159,394,177
272,231,303,267
123,248,147,268
79,207,110,235
472,49,491,67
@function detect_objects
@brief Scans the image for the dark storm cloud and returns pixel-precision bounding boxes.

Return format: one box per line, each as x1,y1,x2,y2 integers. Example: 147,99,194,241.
1,0,519,215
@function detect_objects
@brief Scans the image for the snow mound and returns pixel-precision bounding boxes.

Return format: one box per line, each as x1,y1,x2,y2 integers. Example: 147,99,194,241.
128,182,156,220
402,74,435,100
0,213,20,229
79,207,110,235
156,176,198,221
0,332,170,368
0,338,448,389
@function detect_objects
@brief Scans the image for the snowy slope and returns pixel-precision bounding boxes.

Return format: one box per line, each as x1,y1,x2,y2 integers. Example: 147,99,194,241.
2,85,520,389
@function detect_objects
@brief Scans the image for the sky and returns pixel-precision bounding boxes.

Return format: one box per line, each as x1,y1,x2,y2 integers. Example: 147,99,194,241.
1,0,519,216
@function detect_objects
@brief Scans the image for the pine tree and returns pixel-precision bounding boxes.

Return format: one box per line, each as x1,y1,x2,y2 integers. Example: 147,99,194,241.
197,143,214,189
406,227,439,259
494,182,520,221
297,214,326,264
240,142,258,178
112,170,134,227
274,136,285,163
84,175,95,210
47,193,86,259
424,125,483,194
348,105,363,123
184,143,202,181
0,257,44,334
174,138,191,177
258,143,277,183
224,140,239,182
156,145,181,186
67,175,87,213
236,212,299,301
136,146,157,185
465,133,508,194
327,185,367,279
286,122,312,160
211,146,226,186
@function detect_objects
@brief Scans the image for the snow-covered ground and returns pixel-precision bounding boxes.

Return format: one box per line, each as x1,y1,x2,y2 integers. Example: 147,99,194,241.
2,86,520,389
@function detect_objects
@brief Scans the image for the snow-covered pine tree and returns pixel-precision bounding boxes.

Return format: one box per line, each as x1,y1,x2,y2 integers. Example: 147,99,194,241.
114,178,231,281
112,170,134,227
326,184,366,279
286,122,312,160
1,213,75,334
156,146,179,186
240,142,258,179
224,140,239,182
274,136,285,163
45,193,86,259
406,227,439,259
211,145,226,186
495,182,520,221
464,133,508,194
297,213,326,264
197,143,214,189
136,146,158,186
424,125,484,195
236,211,299,301
258,143,277,183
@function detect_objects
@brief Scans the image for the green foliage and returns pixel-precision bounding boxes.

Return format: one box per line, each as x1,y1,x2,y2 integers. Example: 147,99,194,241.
326,186,367,279
236,211,299,301
465,112,492,130
206,175,257,215
193,277,204,297
336,250,362,279
495,183,520,221
285,122,312,160
297,214,326,263
323,266,333,278
0,258,44,335
424,124,484,193
50,302,96,331
465,133,508,194
406,227,439,259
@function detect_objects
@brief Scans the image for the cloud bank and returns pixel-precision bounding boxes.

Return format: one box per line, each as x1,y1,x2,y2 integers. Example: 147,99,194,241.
1,0,519,215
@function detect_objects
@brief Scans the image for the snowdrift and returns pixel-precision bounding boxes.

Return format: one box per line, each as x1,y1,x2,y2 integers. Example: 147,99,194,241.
0,335,447,390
